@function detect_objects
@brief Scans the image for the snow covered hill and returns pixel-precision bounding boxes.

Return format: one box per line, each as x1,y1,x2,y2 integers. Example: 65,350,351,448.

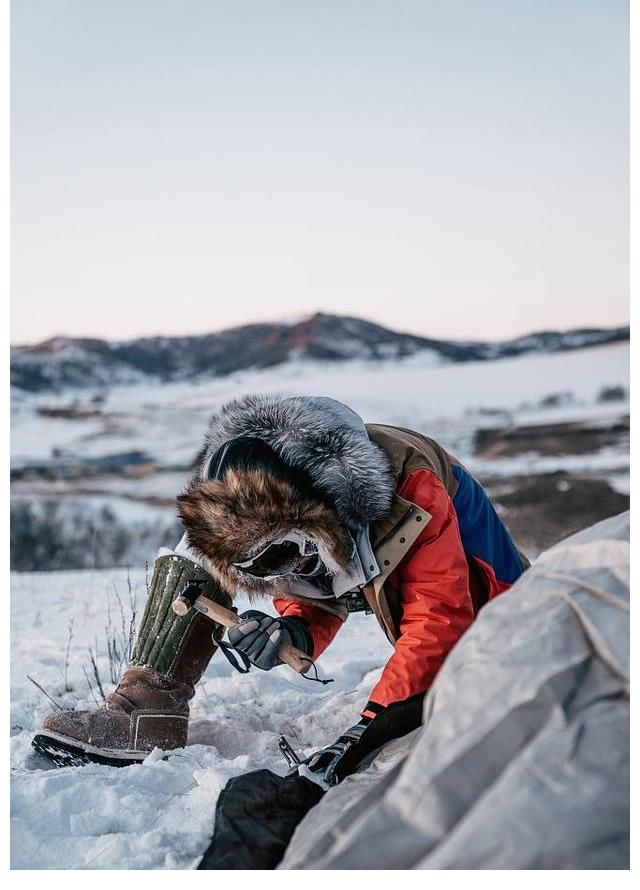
11,312,629,393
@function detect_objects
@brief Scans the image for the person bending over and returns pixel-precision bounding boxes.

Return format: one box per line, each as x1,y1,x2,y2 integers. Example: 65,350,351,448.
37,395,528,783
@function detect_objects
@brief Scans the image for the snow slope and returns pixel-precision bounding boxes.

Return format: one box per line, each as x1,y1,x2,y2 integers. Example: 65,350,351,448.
10,568,390,869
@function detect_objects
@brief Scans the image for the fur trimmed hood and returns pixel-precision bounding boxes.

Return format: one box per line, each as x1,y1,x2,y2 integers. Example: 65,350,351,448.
177,466,353,596
198,395,394,528
177,395,395,595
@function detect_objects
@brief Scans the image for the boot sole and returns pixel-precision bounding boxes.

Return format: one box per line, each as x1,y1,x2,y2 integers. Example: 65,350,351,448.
31,731,154,768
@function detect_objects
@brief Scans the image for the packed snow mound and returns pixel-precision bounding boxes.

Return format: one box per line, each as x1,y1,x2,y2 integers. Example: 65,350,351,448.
280,512,630,870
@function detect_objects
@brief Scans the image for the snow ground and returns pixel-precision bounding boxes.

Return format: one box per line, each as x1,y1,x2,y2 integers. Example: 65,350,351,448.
10,567,390,869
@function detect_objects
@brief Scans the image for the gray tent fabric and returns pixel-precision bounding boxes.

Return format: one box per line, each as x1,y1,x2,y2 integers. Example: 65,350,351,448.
280,512,630,870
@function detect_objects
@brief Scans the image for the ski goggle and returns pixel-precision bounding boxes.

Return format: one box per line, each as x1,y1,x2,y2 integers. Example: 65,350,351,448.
233,534,325,580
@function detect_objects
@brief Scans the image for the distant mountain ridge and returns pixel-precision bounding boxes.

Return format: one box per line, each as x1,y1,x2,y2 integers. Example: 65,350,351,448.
10,313,629,394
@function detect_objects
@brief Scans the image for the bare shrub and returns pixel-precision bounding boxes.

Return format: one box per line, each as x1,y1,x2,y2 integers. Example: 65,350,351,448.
27,675,63,711
63,618,74,693
27,575,140,711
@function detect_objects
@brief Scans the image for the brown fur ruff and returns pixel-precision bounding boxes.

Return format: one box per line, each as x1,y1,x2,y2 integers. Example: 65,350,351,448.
176,468,351,596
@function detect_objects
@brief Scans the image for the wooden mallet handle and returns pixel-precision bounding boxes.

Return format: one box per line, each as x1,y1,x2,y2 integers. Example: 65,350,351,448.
172,593,312,675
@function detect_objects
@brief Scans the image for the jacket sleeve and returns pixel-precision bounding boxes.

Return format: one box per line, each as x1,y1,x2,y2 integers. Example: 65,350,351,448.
273,597,344,659
362,467,474,723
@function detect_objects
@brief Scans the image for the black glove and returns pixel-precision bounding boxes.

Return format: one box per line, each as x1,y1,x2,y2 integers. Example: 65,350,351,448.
305,693,426,786
226,610,312,671
304,721,368,787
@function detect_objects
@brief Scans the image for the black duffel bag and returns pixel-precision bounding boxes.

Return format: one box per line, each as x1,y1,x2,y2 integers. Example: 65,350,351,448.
198,769,324,870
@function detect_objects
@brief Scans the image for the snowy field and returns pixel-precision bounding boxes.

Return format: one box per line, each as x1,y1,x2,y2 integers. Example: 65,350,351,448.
10,341,630,868
11,342,631,570
12,342,630,471
11,568,389,869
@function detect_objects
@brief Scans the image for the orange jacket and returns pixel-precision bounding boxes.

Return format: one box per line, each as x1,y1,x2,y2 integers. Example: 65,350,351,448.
274,466,495,718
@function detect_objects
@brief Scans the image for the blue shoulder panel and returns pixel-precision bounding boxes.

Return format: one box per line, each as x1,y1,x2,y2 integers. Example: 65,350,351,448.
451,464,524,585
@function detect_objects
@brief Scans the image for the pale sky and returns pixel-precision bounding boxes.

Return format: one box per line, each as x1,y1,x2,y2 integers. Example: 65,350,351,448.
11,0,629,345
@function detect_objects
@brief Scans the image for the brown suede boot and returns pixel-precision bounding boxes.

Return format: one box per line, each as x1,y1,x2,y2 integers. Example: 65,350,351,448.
33,554,231,766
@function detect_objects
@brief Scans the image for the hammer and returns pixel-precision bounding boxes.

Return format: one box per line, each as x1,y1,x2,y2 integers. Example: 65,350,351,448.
172,581,312,675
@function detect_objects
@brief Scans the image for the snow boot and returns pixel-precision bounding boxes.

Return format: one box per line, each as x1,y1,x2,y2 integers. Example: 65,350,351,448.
32,553,232,767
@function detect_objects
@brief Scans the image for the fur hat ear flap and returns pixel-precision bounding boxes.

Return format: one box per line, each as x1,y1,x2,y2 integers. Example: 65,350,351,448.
176,468,352,595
